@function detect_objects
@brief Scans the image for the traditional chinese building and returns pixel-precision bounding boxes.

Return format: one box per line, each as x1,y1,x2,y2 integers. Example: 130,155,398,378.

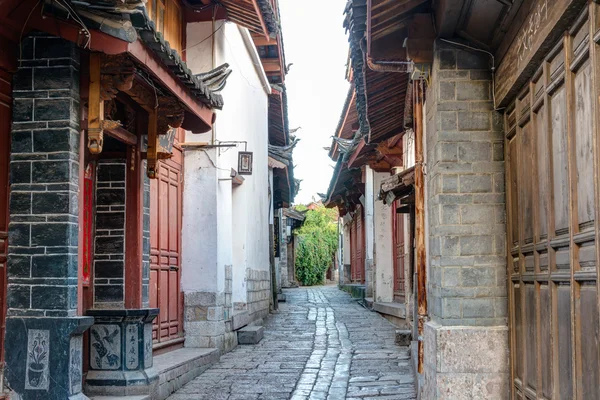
329,0,600,398
0,0,301,399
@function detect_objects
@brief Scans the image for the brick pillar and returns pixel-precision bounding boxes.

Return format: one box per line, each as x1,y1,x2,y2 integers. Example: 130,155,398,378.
5,33,93,400
84,156,157,396
422,40,509,398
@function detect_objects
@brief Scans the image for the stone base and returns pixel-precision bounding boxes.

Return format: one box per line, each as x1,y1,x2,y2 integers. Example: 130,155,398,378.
4,316,94,400
84,309,159,398
153,348,219,400
85,370,158,397
395,330,412,346
237,326,264,345
423,321,509,399
339,284,366,299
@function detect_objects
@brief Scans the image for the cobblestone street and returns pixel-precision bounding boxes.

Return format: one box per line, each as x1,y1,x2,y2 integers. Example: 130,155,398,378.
168,286,416,400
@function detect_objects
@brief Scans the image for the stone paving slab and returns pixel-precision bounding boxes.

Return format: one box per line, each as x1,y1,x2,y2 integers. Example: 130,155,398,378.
167,286,417,400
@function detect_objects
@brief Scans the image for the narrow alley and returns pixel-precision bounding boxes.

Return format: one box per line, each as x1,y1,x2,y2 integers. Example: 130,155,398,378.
167,286,417,400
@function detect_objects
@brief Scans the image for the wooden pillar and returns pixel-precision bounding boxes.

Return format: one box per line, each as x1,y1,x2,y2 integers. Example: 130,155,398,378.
413,80,427,374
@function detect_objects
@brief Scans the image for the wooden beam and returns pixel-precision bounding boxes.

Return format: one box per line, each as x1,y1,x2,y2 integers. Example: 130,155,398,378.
88,53,104,154
262,58,282,73
253,34,277,47
495,0,587,107
104,125,138,146
251,0,270,39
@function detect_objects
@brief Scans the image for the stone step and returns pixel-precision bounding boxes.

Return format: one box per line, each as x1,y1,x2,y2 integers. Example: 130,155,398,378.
153,347,220,400
277,293,287,302
237,325,264,345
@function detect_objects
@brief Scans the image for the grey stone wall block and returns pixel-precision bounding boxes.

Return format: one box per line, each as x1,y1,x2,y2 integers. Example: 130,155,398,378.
440,111,458,131
458,111,491,131
462,298,495,318
458,142,491,162
438,50,456,70
441,175,459,193
456,81,490,101
439,81,456,100
459,175,492,193
460,236,493,256
456,50,490,70
461,266,496,287
460,204,495,224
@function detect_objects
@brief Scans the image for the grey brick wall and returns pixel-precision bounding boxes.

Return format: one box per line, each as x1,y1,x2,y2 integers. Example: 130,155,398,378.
7,33,80,317
93,160,126,308
426,40,507,326
246,268,270,320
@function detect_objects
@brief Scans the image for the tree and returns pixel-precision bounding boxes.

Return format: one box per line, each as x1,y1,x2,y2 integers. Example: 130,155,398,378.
294,204,338,286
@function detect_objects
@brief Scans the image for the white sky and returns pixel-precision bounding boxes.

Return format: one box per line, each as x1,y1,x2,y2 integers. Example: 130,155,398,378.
278,0,350,205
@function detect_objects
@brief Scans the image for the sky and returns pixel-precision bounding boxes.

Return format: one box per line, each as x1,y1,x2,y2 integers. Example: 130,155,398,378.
278,0,350,205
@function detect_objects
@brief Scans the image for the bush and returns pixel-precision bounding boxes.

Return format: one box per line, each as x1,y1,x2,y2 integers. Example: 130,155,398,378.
295,205,338,286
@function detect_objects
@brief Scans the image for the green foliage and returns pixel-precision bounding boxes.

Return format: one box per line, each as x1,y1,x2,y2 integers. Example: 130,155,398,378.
295,204,338,286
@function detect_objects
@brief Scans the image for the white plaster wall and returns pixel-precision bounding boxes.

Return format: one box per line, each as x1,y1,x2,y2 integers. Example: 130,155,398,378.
373,171,394,302
231,185,247,304
181,149,223,292
182,21,270,307
343,223,351,265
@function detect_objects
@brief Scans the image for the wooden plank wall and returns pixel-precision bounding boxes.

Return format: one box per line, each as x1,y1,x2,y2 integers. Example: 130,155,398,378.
504,3,600,398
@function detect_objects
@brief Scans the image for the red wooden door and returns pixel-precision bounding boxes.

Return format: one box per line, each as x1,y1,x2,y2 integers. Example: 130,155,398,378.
392,201,405,301
350,215,357,282
350,206,365,283
0,69,11,367
356,207,364,283
150,133,183,347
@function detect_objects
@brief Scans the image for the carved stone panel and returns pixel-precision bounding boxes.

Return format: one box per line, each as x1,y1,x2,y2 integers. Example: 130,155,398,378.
144,322,153,368
25,329,50,391
125,324,139,370
69,335,83,394
90,325,121,370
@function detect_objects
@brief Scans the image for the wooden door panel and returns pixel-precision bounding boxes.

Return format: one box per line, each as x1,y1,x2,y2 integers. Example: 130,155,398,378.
392,201,406,299
505,10,600,397
150,151,183,346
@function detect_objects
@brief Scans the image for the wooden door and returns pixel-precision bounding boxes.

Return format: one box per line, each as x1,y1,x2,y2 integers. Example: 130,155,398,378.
505,6,600,398
0,69,10,369
350,206,365,283
350,216,358,282
356,206,364,283
392,201,405,301
150,130,183,347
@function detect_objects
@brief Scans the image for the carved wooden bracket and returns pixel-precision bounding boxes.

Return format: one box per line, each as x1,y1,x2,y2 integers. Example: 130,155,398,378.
88,53,186,177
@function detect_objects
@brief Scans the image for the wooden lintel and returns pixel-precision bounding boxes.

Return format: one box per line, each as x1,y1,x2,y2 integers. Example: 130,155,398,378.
262,58,282,73
104,125,138,146
253,35,277,47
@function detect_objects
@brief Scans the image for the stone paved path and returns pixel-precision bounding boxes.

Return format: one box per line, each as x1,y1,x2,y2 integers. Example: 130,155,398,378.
167,286,416,400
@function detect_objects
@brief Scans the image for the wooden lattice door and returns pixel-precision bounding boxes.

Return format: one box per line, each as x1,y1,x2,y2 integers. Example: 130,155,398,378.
505,6,600,398
150,131,183,347
350,206,365,283
392,201,405,301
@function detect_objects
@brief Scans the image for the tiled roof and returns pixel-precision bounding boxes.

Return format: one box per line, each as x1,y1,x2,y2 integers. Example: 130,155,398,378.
67,1,231,109
343,0,369,137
